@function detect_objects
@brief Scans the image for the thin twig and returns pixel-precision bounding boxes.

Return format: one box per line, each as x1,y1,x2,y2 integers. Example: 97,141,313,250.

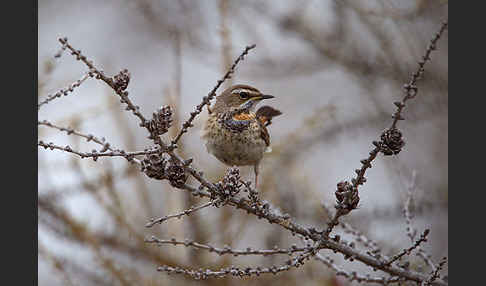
315,253,403,285
391,21,449,129
146,236,309,257
403,171,437,271
322,203,384,258
384,229,430,266
157,245,316,279
39,120,113,152
38,72,91,110
145,200,215,227
38,141,158,162
58,38,149,127
422,257,447,286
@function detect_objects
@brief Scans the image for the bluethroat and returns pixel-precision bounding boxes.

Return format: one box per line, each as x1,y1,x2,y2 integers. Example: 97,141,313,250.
202,84,281,188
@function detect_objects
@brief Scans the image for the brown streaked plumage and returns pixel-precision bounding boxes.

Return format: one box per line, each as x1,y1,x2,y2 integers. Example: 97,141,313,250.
256,105,282,147
201,84,281,188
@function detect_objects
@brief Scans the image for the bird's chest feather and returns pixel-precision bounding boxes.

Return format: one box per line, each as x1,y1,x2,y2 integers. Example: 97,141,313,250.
202,114,267,166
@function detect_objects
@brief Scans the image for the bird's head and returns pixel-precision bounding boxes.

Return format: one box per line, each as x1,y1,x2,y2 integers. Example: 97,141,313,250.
212,84,274,114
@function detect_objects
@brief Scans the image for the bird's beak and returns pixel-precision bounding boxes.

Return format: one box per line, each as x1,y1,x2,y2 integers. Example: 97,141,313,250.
258,94,274,100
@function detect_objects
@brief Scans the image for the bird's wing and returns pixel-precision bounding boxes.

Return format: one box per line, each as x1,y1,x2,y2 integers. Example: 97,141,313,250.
260,124,270,146
256,106,282,146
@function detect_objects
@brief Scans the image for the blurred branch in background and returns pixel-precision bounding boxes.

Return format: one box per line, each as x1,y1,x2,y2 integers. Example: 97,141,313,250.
38,1,448,285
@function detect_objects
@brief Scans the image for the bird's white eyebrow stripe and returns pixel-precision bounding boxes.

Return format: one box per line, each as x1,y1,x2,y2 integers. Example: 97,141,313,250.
231,88,259,95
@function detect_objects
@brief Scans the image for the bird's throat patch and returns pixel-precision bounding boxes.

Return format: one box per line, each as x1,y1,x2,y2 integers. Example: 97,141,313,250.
219,112,253,133
232,113,255,121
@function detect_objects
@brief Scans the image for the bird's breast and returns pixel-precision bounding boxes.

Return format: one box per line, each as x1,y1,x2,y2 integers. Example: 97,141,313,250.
202,114,267,166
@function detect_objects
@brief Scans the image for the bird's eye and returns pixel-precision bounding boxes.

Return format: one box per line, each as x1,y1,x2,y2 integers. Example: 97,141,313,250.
239,91,250,100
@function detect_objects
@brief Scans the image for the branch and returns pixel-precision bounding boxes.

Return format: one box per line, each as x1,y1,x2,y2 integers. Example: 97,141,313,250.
177,183,446,285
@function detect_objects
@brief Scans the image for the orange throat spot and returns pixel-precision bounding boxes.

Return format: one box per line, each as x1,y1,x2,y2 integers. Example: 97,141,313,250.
232,113,256,121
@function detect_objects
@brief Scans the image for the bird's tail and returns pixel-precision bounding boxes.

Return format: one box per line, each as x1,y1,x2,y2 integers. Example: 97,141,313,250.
256,105,282,127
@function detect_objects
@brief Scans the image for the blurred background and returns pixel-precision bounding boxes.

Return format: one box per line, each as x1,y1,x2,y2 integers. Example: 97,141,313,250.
38,0,448,285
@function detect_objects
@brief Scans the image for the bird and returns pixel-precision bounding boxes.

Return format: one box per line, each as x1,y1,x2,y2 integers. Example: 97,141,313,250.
202,84,282,188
